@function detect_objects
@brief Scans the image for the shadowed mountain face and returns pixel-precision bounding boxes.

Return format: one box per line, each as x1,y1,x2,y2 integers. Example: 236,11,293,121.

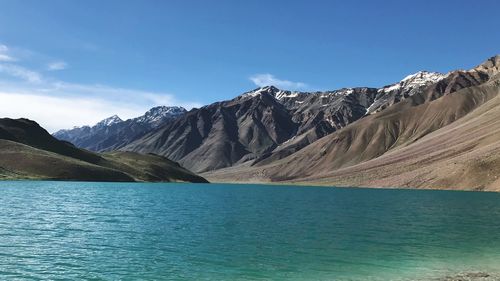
206,55,500,191
53,106,187,152
122,70,448,172
0,118,207,183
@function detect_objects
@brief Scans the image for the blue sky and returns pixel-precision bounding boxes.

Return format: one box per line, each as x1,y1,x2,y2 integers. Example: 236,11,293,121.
0,0,499,131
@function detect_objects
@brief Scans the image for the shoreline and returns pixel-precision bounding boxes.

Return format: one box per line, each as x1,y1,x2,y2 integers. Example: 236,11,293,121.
1,177,499,193
202,178,500,193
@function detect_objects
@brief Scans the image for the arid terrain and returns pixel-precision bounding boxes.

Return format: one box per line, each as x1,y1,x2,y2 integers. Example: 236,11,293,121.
205,56,500,191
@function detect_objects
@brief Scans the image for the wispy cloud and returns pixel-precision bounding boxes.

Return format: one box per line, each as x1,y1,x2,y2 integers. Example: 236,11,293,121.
47,61,67,71
0,80,201,132
0,44,201,132
0,91,142,133
0,64,42,83
249,73,307,90
0,44,16,62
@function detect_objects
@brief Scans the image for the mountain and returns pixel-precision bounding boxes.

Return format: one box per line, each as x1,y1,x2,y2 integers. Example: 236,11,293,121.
0,118,207,183
122,69,448,173
206,55,500,191
53,106,186,152
366,71,446,114
47,55,499,190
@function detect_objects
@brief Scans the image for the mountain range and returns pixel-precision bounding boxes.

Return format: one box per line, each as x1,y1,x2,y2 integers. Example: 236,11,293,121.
119,71,446,172
207,55,500,191
120,71,451,167
45,54,500,190
53,106,186,152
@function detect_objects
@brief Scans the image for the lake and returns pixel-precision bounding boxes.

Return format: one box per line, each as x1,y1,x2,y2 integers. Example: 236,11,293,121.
0,181,499,280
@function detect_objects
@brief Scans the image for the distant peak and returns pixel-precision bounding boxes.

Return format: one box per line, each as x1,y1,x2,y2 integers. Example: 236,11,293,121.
487,54,500,64
241,85,281,98
379,71,446,93
261,85,280,91
107,114,122,121
134,105,187,125
95,115,122,127
145,105,186,115
401,71,445,82
399,71,446,87
474,54,500,73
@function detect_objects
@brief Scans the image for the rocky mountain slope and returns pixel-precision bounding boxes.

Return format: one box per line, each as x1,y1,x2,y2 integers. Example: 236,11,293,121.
48,54,500,190
122,70,448,173
53,106,186,152
206,55,500,191
0,118,207,183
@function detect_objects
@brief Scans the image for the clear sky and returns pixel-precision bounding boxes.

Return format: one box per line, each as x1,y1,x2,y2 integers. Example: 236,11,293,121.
0,0,499,131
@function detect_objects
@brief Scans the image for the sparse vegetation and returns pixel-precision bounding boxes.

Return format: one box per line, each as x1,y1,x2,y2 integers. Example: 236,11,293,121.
0,119,208,183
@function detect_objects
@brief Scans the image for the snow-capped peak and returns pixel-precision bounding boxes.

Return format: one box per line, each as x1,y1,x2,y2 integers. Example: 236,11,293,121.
401,71,446,85
95,115,122,127
134,106,187,125
242,86,307,100
380,71,446,93
145,106,186,117
241,86,357,102
337,88,354,96
242,86,280,98
367,71,448,115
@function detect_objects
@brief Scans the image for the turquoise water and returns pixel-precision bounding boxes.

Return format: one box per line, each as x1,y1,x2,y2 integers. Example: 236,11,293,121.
1,181,500,280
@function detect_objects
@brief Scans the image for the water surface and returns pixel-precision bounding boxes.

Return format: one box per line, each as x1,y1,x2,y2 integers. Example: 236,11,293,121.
1,181,500,280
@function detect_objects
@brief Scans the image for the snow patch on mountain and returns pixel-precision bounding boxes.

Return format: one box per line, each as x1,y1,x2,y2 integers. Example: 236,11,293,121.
134,106,186,125
242,86,280,98
366,71,448,115
275,90,299,100
379,71,446,94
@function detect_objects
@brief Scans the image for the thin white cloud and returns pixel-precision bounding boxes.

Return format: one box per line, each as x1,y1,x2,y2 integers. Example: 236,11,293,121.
0,44,16,62
0,44,201,132
249,73,307,90
0,80,201,133
47,61,67,71
43,82,202,109
0,54,15,62
0,81,201,132
0,91,143,133
0,64,42,83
